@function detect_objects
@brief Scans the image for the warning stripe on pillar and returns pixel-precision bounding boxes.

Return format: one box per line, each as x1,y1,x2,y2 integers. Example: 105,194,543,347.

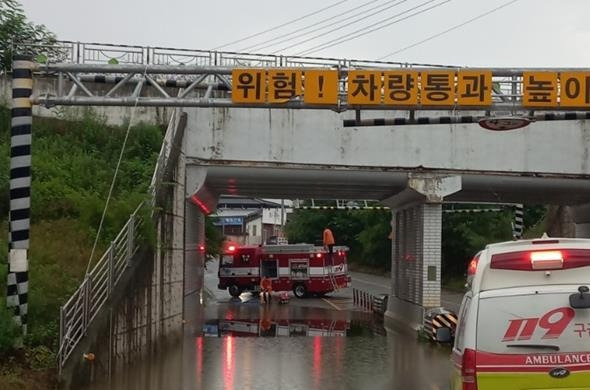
424,312,458,341
512,204,524,240
7,54,33,333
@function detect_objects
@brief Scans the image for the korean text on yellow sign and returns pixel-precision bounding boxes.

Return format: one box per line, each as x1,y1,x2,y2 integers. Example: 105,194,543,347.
304,70,339,105
560,72,590,107
522,72,558,107
420,71,455,106
457,71,492,106
232,69,265,103
268,70,302,103
383,71,418,106
348,71,382,105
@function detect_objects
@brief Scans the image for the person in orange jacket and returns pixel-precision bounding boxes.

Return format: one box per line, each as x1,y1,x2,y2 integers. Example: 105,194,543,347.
323,225,335,265
260,276,272,304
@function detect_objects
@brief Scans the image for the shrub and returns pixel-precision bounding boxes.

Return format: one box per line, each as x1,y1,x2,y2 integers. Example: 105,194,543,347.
0,302,21,356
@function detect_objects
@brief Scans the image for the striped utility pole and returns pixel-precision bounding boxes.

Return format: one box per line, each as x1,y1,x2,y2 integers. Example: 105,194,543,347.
7,55,34,334
512,204,524,240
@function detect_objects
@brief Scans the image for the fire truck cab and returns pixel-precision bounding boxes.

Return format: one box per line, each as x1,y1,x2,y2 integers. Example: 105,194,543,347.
451,236,590,390
217,243,351,298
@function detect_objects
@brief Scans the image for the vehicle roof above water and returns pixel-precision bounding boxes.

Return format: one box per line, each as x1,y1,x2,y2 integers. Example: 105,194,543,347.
484,236,590,251
471,236,590,294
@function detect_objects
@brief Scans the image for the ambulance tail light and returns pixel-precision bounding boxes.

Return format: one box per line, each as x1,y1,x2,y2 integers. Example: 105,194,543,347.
467,257,478,277
461,348,478,390
491,249,590,271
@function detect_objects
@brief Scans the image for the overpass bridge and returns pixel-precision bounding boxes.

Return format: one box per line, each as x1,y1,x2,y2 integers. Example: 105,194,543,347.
6,41,590,385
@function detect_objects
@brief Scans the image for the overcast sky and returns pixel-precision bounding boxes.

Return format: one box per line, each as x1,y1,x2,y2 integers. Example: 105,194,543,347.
19,0,590,67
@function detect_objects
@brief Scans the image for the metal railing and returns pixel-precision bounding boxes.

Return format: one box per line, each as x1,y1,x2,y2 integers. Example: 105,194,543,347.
57,204,144,372
14,40,453,69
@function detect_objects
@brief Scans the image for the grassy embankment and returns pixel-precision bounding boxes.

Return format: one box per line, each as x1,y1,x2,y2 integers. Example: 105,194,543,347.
0,107,162,389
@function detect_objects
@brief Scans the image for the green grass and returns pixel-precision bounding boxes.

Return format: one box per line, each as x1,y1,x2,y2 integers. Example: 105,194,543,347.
0,107,163,388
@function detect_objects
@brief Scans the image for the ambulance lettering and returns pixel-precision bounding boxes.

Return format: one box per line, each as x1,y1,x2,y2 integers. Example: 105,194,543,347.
524,353,590,365
502,307,575,341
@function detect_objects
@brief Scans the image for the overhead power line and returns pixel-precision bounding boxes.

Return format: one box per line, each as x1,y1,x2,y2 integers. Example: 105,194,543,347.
294,0,451,56
240,0,399,53
269,0,411,54
212,0,349,50
377,0,519,60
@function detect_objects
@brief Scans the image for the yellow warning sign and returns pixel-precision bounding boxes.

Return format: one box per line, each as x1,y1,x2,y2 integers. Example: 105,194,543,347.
232,69,265,103
522,72,557,107
304,70,339,105
560,72,590,107
457,71,492,106
383,71,418,106
268,69,302,103
348,70,382,105
421,71,455,106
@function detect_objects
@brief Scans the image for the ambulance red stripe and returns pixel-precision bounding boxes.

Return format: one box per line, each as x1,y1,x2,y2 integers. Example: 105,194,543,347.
475,351,590,373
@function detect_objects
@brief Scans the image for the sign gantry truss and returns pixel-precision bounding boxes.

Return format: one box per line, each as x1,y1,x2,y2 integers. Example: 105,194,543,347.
34,63,590,113
17,40,590,113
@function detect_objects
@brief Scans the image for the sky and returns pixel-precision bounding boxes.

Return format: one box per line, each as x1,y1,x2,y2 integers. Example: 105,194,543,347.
18,0,590,67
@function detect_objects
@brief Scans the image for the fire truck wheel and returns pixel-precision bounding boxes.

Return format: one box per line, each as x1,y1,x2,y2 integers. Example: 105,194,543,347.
293,283,307,299
228,285,242,298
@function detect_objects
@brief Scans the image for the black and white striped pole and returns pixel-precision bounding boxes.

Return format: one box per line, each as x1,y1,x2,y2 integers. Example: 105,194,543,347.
7,55,34,334
512,204,524,240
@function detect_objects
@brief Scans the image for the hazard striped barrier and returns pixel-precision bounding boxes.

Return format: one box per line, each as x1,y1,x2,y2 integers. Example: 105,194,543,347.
423,308,458,343
512,204,524,239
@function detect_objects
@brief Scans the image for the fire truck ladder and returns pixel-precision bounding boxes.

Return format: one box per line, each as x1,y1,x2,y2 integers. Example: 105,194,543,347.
327,320,337,336
327,255,339,292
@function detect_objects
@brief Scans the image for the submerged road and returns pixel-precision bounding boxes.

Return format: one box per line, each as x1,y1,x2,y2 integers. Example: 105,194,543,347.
89,261,458,390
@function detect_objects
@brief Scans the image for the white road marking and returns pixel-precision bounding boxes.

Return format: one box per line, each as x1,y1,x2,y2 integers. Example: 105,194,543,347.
322,298,343,311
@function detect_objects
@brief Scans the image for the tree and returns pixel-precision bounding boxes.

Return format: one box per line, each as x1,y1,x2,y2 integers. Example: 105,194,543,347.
285,208,389,269
441,208,513,280
0,0,58,70
205,216,223,259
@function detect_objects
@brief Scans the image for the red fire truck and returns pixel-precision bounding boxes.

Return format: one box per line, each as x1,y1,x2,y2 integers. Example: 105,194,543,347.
217,243,351,298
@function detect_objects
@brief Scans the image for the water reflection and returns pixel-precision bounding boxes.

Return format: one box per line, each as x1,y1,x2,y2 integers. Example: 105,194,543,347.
90,314,450,390
204,318,350,337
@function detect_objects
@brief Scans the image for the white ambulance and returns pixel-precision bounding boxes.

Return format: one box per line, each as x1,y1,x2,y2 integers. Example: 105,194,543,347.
451,236,590,390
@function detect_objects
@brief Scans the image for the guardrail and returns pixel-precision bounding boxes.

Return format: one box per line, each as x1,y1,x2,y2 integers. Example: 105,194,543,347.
353,288,374,312
13,40,453,69
57,204,144,373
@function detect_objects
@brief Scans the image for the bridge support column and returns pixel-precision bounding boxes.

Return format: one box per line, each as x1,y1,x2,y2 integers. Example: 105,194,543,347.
384,174,461,331
183,200,205,326
571,204,590,238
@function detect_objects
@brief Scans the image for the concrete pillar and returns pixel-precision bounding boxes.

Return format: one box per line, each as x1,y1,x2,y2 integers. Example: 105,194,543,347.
422,203,442,308
183,200,205,323
182,163,218,390
572,203,590,238
384,174,460,330
576,223,590,238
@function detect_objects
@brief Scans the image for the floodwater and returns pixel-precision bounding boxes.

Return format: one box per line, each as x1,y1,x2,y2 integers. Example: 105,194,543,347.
89,305,452,390
86,263,453,390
